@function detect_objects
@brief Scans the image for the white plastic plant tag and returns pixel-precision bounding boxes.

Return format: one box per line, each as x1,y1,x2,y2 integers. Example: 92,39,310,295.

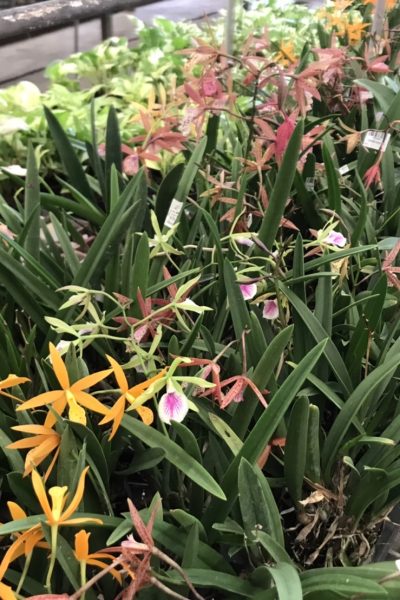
339,164,350,175
164,198,183,229
305,177,315,191
363,130,391,152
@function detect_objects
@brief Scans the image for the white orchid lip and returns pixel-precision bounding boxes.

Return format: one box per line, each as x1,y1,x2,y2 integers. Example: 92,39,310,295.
239,283,257,301
263,298,279,320
158,387,189,425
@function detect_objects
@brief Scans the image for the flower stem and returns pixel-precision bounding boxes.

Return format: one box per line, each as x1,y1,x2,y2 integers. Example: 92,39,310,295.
45,525,58,592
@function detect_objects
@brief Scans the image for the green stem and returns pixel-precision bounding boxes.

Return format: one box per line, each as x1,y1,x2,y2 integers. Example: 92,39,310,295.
45,525,58,592
80,560,87,600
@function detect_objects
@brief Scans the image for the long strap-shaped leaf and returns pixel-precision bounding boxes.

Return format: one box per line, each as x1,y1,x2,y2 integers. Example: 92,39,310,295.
203,339,327,531
257,119,304,250
23,143,40,261
280,282,353,395
322,351,400,479
44,106,94,202
121,414,226,500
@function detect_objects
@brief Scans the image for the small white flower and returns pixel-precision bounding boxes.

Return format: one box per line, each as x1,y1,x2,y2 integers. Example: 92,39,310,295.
263,298,279,320
158,385,189,425
240,283,257,301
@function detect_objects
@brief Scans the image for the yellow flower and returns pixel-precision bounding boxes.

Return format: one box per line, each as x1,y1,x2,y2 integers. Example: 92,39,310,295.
16,343,112,427
0,467,101,591
7,424,61,478
274,41,298,66
0,502,49,600
32,466,101,527
99,356,166,439
74,529,122,584
346,22,369,45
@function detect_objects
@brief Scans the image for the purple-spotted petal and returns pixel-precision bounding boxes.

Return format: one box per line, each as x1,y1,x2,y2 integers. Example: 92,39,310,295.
325,230,347,248
263,299,279,320
158,390,189,424
240,283,257,301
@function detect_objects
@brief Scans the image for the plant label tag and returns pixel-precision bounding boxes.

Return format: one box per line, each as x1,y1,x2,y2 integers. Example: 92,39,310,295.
363,130,391,152
339,164,350,175
305,176,315,191
164,199,183,229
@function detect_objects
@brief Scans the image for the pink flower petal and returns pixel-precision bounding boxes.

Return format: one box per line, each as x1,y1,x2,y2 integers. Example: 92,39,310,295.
158,389,189,424
263,299,279,320
240,283,257,301
325,230,347,247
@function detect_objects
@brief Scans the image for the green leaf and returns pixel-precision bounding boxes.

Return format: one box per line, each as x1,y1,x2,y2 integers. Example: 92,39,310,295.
203,340,327,530
209,413,243,456
300,571,388,598
354,79,395,113
322,142,341,213
345,275,387,382
266,563,302,600
279,283,353,395
23,142,40,261
322,352,400,479
238,458,284,546
167,569,259,597
255,530,292,563
175,138,208,204
121,414,226,499
105,105,122,210
44,106,93,201
284,396,310,504
72,172,146,286
258,119,304,249
306,405,321,483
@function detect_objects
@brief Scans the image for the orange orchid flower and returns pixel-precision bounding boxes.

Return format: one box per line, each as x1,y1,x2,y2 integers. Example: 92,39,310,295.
74,529,122,584
99,356,167,439
7,424,61,478
0,467,102,592
16,343,112,427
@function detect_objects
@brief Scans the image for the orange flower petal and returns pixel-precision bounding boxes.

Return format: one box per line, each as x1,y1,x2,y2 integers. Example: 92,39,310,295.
12,424,56,435
0,374,30,390
136,405,154,426
31,470,53,522
7,501,27,521
127,369,167,397
16,390,64,412
74,391,109,416
107,355,128,392
60,466,89,522
49,342,70,389
74,529,90,561
0,581,16,600
24,437,60,476
71,369,112,392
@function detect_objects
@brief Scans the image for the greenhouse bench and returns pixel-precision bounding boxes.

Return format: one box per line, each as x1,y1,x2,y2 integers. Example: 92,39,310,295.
0,0,163,46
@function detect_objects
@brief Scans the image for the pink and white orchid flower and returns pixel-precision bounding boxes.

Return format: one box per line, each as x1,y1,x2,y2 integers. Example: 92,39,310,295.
263,298,279,320
240,283,257,301
158,384,189,425
324,230,347,248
